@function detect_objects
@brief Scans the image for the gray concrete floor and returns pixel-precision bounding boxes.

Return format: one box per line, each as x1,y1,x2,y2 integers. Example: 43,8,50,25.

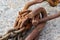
0,0,60,40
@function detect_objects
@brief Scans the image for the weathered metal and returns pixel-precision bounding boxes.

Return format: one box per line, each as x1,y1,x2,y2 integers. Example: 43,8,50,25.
25,7,47,40
0,0,60,40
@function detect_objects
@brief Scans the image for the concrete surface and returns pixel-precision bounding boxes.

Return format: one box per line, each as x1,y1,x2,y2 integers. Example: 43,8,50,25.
0,0,60,40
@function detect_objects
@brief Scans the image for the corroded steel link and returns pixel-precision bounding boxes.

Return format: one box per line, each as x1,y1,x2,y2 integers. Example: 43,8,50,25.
14,0,44,30
32,7,47,26
25,7,47,40
27,7,60,26
19,7,47,28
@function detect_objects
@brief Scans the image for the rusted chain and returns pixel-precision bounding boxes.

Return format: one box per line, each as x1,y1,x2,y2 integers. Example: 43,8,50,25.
11,0,60,40
14,0,60,30
0,9,32,40
0,0,60,40
0,27,25,40
2,8,60,40
14,6,60,40
25,7,47,40
24,8,60,26
14,0,45,31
